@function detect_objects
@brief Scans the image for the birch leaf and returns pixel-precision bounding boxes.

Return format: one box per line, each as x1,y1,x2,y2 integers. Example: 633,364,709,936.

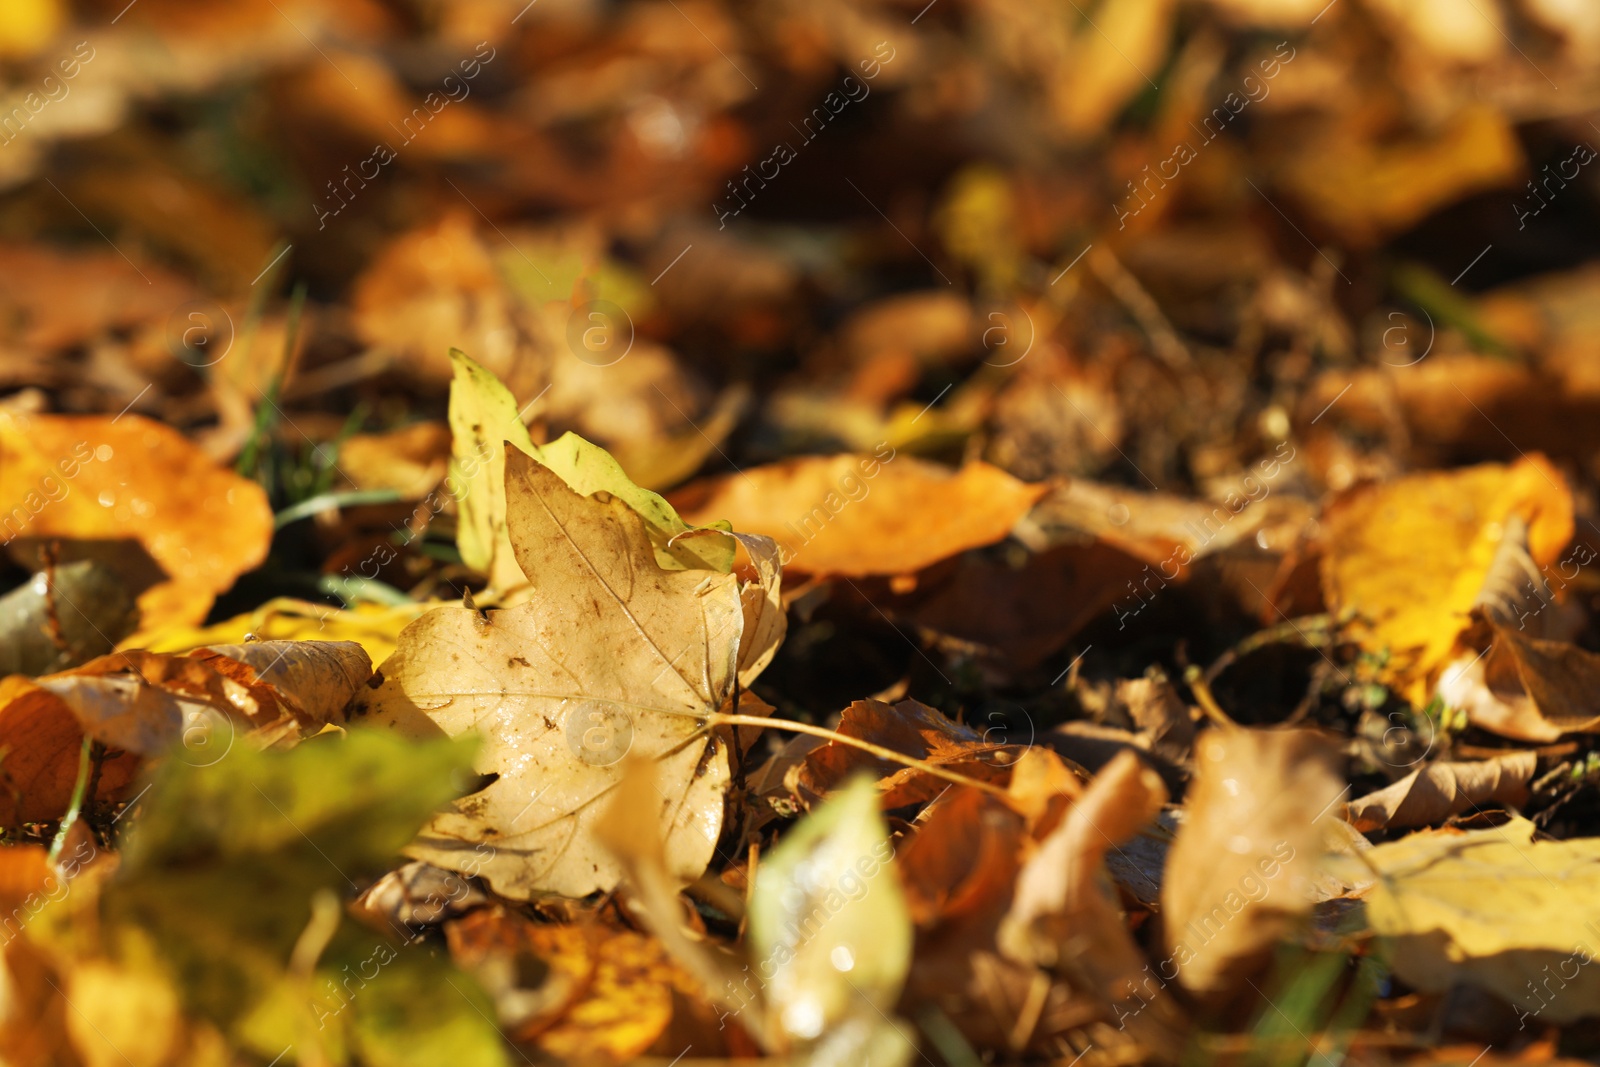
359,449,762,899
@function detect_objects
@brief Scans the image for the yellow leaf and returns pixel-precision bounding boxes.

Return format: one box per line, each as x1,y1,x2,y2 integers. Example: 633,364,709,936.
136,597,431,667
1345,818,1600,1025
0,0,61,57
748,776,915,1063
1319,455,1573,702
447,349,732,597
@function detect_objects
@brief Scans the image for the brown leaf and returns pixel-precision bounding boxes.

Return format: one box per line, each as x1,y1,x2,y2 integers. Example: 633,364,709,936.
999,749,1184,1060
0,242,194,355
896,786,1103,1054
796,698,1016,807
0,641,370,825
1160,728,1342,994
1440,610,1600,741
873,541,1148,669
1347,751,1537,833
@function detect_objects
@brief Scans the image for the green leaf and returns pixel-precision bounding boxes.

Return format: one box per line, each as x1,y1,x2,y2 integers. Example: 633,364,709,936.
446,348,732,583
748,776,915,1064
85,729,507,1066
447,347,537,591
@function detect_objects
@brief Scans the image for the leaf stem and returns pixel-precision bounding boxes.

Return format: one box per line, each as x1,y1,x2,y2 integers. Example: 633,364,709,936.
711,713,1016,799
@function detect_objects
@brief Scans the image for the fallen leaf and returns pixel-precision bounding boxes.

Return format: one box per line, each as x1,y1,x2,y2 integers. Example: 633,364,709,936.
872,541,1149,669
446,909,593,1042
448,906,688,1064
358,448,773,898
1439,610,1600,742
672,453,1048,577
1274,104,1523,245
338,422,452,498
531,928,685,1063
747,775,915,1064
1161,728,1342,994
796,698,1016,807
138,597,432,667
352,214,539,391
0,411,275,641
30,729,508,1066
594,752,750,1041
894,786,1098,1055
0,560,138,677
448,348,732,597
999,749,1185,1060
1051,0,1175,140
0,242,193,354
1347,751,1537,832
0,641,370,825
1338,817,1600,1025
1318,456,1573,703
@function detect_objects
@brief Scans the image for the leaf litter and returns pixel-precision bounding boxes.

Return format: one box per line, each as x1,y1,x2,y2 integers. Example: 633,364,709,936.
6,2,1600,1063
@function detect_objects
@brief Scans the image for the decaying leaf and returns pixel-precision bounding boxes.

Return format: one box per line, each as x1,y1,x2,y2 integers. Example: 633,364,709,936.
1339,817,1600,1025
1439,610,1600,742
0,640,370,826
672,454,1048,576
999,749,1184,1060
796,698,1016,807
1346,751,1537,833
359,449,776,899
1160,728,1342,994
0,412,274,641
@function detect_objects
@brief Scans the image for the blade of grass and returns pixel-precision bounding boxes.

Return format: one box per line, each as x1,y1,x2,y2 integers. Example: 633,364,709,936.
273,488,404,529
48,735,93,865
237,280,307,487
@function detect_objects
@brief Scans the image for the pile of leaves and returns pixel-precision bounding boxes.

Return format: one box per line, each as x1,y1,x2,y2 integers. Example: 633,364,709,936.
6,0,1600,1063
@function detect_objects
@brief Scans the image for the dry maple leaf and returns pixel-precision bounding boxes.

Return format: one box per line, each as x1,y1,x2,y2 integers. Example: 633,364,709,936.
358,450,779,899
